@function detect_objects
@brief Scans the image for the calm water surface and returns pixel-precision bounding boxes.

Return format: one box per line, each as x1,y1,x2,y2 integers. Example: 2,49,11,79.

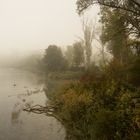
0,68,65,140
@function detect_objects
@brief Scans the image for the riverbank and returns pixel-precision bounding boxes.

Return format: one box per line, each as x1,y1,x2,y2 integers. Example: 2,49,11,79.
43,71,85,140
45,70,140,140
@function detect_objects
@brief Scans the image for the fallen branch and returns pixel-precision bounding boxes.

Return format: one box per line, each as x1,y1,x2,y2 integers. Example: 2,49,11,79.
23,104,54,114
23,104,64,125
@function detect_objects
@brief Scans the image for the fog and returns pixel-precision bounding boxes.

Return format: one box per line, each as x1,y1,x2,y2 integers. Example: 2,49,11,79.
0,0,99,65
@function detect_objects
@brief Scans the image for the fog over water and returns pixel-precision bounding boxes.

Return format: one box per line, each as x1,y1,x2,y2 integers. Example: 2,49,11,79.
0,0,99,63
0,1,100,139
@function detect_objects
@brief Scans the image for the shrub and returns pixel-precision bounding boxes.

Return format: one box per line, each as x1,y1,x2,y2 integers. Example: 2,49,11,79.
52,79,140,140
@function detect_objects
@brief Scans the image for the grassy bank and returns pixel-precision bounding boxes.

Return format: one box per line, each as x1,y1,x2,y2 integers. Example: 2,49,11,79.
44,71,84,99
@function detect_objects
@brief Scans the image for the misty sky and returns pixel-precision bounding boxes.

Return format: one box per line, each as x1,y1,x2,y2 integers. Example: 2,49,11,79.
0,0,99,58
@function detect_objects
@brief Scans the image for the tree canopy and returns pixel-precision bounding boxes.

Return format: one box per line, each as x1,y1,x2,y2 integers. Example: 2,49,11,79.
77,0,140,37
77,0,140,16
73,42,84,67
43,45,67,72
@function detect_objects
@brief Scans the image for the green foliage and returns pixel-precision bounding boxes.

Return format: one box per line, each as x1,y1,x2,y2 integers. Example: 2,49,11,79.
65,42,85,69
128,57,140,86
65,45,74,67
52,76,140,140
82,20,94,69
128,39,140,56
72,42,84,67
100,8,131,64
43,45,67,72
44,71,85,100
47,71,84,80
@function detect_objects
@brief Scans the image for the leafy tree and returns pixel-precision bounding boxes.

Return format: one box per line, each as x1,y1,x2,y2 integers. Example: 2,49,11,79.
65,45,74,67
100,8,131,64
82,20,95,69
77,0,140,37
128,39,140,56
43,45,67,72
72,42,85,68
53,78,140,140
77,0,140,16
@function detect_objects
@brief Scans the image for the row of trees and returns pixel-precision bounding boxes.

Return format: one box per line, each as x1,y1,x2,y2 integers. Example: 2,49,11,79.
76,0,140,86
42,0,140,83
42,15,99,73
77,0,140,47
42,42,85,72
42,20,95,73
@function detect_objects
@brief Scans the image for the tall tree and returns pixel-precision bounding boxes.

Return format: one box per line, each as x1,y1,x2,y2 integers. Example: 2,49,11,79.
65,45,74,67
82,20,94,68
100,8,130,64
77,0,140,37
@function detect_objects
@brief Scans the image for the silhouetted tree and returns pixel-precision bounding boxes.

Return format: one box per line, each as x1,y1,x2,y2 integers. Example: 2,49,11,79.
77,0,140,16
77,0,140,37
82,20,94,69
72,42,84,67
100,8,131,64
65,45,74,68
43,45,67,72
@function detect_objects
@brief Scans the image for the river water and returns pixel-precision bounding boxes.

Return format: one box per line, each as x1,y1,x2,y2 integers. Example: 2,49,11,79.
0,68,65,140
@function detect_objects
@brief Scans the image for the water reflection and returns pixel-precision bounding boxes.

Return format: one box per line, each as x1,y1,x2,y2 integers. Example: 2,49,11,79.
0,68,65,140
11,103,22,124
11,88,42,124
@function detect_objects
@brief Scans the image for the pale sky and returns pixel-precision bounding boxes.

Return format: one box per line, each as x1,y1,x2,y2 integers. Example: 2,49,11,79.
0,0,99,58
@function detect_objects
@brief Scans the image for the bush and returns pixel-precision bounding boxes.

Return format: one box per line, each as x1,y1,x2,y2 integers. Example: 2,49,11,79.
52,79,140,140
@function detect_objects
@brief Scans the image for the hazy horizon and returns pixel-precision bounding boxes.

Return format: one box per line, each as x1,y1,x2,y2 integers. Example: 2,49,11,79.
0,0,99,61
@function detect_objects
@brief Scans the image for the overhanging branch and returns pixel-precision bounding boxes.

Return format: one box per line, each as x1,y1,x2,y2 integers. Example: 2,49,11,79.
77,0,140,16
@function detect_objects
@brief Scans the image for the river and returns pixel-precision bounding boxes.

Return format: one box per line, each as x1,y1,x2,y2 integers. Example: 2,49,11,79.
0,68,65,140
